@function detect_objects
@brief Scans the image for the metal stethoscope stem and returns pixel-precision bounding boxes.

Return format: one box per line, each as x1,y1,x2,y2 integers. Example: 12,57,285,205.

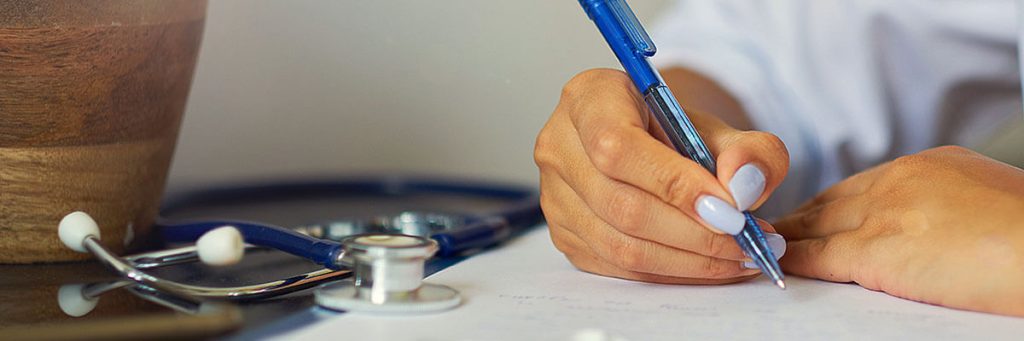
83,236,350,300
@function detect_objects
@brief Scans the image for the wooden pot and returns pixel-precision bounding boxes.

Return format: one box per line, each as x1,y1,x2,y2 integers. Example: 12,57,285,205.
0,0,207,263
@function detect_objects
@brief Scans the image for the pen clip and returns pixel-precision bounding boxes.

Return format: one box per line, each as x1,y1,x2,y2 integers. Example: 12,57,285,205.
608,0,656,56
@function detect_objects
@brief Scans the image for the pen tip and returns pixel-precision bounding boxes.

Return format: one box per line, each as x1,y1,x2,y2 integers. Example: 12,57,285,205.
776,279,786,290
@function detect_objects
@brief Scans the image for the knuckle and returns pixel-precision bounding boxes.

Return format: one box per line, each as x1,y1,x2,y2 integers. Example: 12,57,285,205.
702,232,731,258
563,254,591,272
757,132,790,164
560,74,589,100
755,132,788,155
606,190,648,235
891,153,925,168
889,151,931,174
616,249,648,271
882,156,925,185
561,69,635,106
548,231,575,255
658,169,699,209
926,145,970,155
606,239,647,271
701,256,738,279
533,129,558,168
809,238,836,256
563,69,619,98
738,131,790,173
588,128,629,173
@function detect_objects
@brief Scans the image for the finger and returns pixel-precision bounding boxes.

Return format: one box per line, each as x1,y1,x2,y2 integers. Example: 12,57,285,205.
549,223,760,285
710,129,789,212
790,164,887,215
562,70,735,209
550,168,746,261
572,172,748,260
780,234,863,283
543,175,758,279
539,104,746,258
543,123,747,260
569,102,748,235
546,219,587,255
560,69,649,129
642,100,788,212
773,196,869,240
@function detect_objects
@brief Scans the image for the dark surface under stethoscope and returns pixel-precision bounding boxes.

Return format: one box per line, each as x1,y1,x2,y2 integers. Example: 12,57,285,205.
0,176,542,338
158,178,539,330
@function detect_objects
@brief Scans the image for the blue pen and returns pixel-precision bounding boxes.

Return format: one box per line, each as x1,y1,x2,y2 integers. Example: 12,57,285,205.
578,0,786,289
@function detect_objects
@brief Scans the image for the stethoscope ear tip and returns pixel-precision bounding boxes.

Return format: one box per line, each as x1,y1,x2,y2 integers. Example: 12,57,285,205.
58,211,101,253
196,226,245,266
57,284,99,317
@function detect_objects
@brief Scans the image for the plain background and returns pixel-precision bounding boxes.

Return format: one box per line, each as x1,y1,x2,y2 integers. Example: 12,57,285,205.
168,0,1022,191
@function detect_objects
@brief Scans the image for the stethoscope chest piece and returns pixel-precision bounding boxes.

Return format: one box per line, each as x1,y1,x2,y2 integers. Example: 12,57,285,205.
314,234,461,314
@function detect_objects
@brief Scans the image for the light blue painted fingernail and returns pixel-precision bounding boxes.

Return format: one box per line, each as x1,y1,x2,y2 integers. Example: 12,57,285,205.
729,163,766,211
695,195,745,235
743,233,786,269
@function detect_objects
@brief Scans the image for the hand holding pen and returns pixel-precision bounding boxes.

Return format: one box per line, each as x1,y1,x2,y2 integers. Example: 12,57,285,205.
536,69,788,284
535,0,789,285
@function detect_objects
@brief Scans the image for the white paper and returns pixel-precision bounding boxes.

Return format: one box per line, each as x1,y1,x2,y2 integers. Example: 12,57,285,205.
277,227,1024,341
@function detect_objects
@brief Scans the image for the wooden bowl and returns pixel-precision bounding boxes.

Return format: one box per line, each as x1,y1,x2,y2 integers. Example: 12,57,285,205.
0,0,208,263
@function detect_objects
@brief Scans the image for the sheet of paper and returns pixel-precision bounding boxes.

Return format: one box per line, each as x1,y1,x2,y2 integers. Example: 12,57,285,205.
276,227,1024,340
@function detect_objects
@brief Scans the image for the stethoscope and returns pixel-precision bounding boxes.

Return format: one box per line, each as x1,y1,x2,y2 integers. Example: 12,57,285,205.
58,177,542,314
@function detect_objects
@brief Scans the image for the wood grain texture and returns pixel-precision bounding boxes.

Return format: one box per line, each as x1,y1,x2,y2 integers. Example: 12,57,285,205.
0,0,207,263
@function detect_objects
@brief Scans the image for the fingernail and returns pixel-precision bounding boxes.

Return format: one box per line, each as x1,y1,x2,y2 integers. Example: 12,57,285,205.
729,163,766,211
743,233,786,269
695,195,745,235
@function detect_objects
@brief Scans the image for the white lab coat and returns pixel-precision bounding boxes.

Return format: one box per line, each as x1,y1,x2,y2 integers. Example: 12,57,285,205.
650,0,1021,217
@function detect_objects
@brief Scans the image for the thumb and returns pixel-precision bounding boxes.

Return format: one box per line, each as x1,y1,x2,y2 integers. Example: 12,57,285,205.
690,111,790,211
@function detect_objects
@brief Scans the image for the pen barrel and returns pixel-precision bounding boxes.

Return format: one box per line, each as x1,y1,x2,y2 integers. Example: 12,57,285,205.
581,0,662,91
643,86,718,173
735,213,785,281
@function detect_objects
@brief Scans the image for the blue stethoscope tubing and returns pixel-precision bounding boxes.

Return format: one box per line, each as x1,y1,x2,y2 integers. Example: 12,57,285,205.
154,177,545,268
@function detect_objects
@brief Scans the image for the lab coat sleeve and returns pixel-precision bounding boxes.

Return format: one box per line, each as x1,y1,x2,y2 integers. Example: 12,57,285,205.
649,0,1020,217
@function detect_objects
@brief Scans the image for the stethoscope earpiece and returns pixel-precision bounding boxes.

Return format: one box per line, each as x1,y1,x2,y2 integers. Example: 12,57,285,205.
58,211,101,253
57,284,99,317
195,226,245,266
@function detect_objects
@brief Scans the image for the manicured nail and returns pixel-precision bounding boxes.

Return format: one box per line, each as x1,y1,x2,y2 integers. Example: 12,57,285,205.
744,233,786,269
695,195,745,235
729,163,766,211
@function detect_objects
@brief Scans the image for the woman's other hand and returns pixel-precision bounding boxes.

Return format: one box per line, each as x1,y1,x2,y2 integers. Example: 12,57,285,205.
776,146,1024,316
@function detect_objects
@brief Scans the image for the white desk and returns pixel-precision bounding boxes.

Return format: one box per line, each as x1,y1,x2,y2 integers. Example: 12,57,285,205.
277,227,1024,340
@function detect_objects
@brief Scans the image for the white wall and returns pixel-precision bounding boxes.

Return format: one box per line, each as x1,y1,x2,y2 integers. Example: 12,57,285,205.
170,0,1022,191
168,0,671,189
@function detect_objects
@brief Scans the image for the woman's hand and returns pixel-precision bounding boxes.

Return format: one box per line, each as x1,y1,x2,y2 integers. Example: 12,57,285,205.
534,69,790,284
776,146,1024,316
